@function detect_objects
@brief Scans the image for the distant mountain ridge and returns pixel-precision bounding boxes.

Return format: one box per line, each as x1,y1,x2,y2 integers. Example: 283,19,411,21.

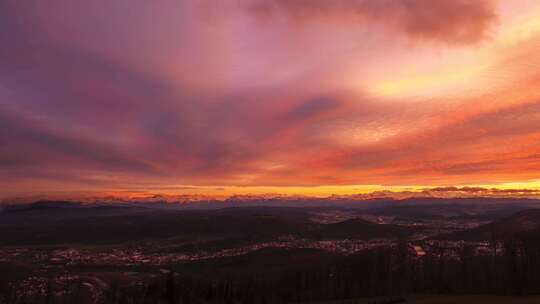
3,196,540,210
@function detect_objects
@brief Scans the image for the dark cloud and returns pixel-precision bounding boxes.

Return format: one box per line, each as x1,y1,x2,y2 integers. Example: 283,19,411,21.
285,97,341,121
429,186,481,192
250,0,497,45
423,186,540,197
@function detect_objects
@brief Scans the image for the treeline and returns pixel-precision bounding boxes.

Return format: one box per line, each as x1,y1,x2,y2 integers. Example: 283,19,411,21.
3,231,540,303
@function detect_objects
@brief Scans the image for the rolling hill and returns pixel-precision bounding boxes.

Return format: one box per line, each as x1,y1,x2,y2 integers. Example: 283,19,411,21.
439,209,540,241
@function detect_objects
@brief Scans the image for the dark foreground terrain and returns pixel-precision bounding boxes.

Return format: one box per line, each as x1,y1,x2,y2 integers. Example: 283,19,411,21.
2,198,540,303
322,295,540,303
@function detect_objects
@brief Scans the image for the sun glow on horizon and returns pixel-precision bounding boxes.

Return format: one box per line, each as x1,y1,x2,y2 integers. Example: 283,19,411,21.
4,179,540,202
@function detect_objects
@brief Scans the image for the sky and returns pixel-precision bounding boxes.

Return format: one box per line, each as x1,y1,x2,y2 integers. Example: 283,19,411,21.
2,0,540,199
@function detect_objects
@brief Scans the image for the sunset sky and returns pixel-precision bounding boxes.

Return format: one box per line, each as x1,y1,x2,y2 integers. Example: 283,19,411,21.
2,0,540,199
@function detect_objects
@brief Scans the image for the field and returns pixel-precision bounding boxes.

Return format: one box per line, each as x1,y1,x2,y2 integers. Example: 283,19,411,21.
320,295,540,304
413,295,540,304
